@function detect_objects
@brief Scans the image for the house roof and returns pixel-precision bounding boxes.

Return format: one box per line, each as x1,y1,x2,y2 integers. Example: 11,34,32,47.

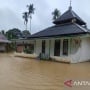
28,7,89,39
53,7,86,25
28,23,89,39
0,34,11,43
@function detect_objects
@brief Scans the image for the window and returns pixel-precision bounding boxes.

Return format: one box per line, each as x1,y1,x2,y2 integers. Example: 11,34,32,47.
63,39,68,55
54,40,60,56
42,40,45,53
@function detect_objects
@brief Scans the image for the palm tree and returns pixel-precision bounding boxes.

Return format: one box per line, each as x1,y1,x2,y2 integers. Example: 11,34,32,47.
23,12,28,30
52,8,61,21
27,4,35,33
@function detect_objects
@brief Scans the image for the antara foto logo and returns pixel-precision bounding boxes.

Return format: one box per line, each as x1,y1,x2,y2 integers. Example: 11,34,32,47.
64,80,72,87
64,80,90,87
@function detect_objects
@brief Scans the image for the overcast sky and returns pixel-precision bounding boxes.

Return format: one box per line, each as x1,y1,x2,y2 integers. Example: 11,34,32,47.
0,0,90,34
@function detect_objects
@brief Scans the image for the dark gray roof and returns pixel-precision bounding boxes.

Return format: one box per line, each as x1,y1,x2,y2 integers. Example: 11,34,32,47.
28,23,89,39
28,7,89,39
53,7,86,25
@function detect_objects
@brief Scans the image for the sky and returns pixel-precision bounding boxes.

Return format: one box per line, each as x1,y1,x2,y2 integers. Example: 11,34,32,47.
0,0,90,34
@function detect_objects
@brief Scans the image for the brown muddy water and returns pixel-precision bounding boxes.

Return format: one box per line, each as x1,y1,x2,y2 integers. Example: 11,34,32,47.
0,53,90,90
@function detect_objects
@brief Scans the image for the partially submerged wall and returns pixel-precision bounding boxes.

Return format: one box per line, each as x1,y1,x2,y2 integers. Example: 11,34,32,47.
34,37,90,63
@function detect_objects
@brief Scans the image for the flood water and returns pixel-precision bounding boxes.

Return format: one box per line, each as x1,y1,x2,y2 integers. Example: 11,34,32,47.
0,53,90,90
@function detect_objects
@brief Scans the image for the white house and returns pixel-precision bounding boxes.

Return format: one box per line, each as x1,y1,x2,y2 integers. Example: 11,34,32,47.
28,6,90,63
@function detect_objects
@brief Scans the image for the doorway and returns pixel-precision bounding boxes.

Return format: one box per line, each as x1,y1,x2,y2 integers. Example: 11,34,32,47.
54,40,60,56
42,40,46,54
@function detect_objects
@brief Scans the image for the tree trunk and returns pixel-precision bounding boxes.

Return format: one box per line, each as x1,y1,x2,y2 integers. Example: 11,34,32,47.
30,15,32,33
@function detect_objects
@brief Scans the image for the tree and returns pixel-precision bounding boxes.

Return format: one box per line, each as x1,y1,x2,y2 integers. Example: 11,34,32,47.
23,12,28,30
6,28,22,40
22,30,31,38
27,4,35,33
52,8,61,21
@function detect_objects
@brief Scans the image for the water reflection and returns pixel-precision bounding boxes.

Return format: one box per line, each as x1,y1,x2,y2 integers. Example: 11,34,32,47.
0,53,90,90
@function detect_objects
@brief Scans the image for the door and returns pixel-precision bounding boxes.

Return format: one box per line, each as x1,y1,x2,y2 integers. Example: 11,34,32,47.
54,40,60,56
42,40,46,54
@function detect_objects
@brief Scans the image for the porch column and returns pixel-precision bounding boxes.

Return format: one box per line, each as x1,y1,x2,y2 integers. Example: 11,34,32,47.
34,40,36,54
49,40,51,57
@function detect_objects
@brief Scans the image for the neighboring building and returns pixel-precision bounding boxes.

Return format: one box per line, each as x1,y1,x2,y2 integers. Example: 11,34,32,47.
12,39,34,53
0,34,11,52
28,6,90,63
11,30,31,53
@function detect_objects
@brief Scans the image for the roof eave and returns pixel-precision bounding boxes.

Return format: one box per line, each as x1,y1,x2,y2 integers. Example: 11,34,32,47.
28,32,88,39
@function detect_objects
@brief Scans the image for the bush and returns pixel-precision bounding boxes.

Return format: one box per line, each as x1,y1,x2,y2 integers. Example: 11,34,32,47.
24,48,33,54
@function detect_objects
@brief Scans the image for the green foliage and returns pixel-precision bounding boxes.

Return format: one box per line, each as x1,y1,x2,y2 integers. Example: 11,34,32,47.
6,28,22,40
27,4,35,17
24,44,34,54
22,30,31,38
24,48,33,54
9,43,16,51
27,3,35,32
23,12,28,24
23,12,29,30
52,8,61,20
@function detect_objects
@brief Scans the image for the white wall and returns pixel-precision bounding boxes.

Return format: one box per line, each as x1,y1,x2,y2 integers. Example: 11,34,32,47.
70,37,90,63
35,40,42,56
69,38,81,63
79,37,90,62
35,39,72,61
34,37,90,63
34,38,80,63
35,39,54,56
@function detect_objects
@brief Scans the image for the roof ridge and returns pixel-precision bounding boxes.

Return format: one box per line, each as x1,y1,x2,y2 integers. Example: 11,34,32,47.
74,23,87,32
70,10,76,17
72,11,86,23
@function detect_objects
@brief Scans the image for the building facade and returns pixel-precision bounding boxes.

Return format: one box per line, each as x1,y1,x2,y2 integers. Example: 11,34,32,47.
27,6,90,63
